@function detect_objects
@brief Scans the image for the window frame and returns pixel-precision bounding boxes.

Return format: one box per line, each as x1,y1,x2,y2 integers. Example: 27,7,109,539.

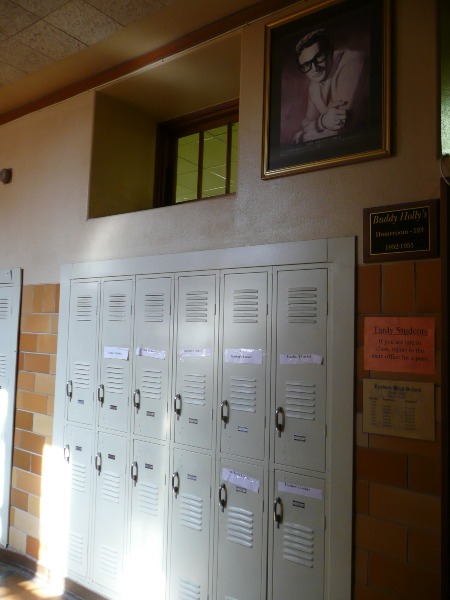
154,99,239,207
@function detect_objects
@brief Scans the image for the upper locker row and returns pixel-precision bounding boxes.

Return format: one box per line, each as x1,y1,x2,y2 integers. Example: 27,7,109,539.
65,266,327,471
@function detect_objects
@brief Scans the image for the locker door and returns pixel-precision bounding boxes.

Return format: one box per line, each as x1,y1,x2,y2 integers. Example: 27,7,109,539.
216,459,266,600
126,439,168,599
169,448,213,600
270,471,325,600
133,277,172,440
63,425,94,579
98,279,133,433
220,271,269,460
274,269,327,471
66,280,99,425
174,274,217,450
92,432,129,594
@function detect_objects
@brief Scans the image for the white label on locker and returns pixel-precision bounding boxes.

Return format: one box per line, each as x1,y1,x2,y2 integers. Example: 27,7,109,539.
280,353,323,365
224,348,263,364
178,348,212,360
104,346,129,360
222,468,260,493
136,347,166,359
278,481,323,500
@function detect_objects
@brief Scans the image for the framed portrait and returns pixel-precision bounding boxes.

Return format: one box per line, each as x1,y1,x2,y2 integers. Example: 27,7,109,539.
262,0,391,178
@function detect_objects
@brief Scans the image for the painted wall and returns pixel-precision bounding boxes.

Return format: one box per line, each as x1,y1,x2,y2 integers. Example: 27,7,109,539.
0,0,443,598
0,0,440,284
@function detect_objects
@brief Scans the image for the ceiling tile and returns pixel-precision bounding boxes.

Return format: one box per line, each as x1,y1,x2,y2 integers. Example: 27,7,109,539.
15,20,86,61
0,0,38,42
44,0,122,45
0,38,54,73
85,0,169,26
11,0,69,19
0,61,26,85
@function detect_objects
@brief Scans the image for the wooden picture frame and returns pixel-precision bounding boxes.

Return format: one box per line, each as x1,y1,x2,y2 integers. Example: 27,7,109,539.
262,0,391,178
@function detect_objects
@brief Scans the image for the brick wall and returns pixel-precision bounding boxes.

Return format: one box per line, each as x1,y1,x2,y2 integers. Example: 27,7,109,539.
7,269,442,597
8,284,59,559
354,260,441,599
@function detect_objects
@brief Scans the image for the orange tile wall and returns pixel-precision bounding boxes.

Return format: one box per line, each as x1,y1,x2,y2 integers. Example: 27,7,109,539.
9,284,59,560
7,266,442,597
355,260,441,599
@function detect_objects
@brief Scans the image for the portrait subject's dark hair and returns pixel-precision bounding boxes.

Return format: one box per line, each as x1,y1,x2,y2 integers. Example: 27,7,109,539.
295,28,332,58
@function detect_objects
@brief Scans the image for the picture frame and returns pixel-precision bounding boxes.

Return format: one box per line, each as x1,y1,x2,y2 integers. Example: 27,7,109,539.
262,0,391,178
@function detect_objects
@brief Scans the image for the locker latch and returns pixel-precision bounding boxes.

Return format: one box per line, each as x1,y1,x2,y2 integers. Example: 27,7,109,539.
274,497,283,529
219,483,227,513
63,444,70,463
174,394,182,420
95,452,102,475
275,407,285,437
66,380,73,401
220,400,229,428
97,384,105,406
133,389,141,411
172,471,180,497
130,461,138,486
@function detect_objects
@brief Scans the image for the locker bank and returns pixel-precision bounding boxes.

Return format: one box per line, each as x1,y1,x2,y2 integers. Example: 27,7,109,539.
0,1,446,599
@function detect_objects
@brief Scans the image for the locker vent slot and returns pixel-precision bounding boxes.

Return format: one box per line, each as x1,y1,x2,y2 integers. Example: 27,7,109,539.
229,377,257,413
107,293,128,322
138,482,159,516
287,287,318,324
285,381,316,420
0,298,9,319
227,506,254,548
73,362,91,389
179,493,203,531
141,369,162,400
283,522,315,567
185,290,208,323
179,578,201,600
225,597,240,600
68,531,84,564
99,544,119,578
71,463,87,493
105,364,125,394
144,292,165,322
183,373,206,406
101,471,121,504
76,295,94,322
0,354,6,378
232,289,259,323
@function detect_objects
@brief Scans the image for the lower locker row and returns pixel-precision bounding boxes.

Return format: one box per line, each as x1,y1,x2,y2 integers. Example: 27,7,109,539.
63,426,325,600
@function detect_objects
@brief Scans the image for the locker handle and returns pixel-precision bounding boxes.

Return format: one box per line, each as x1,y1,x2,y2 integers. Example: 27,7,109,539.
274,497,283,529
95,452,102,475
172,472,180,497
133,389,141,411
275,407,285,437
174,394,182,420
219,483,227,513
63,444,70,463
97,384,105,406
66,380,73,401
220,401,229,428
131,461,138,486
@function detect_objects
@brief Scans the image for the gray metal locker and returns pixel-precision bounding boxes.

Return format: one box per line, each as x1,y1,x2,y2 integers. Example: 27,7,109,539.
63,425,94,579
270,471,325,600
174,274,217,450
66,280,99,425
219,271,269,461
169,448,213,600
127,439,168,599
92,432,129,595
274,269,327,472
216,458,266,600
98,278,133,433
133,276,173,440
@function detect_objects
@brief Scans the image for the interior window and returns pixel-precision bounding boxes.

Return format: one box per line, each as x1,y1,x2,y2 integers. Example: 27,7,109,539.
155,100,239,206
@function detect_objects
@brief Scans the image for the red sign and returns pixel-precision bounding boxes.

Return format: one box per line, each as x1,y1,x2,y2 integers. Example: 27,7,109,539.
364,317,435,374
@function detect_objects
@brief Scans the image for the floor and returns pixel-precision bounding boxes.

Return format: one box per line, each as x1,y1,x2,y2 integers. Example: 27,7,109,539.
0,563,79,600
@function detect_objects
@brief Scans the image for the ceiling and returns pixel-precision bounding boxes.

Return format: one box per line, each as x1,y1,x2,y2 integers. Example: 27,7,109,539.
0,0,272,122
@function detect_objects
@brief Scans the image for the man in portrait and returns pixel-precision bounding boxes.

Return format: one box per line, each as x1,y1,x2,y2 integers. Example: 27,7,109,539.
292,28,368,143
